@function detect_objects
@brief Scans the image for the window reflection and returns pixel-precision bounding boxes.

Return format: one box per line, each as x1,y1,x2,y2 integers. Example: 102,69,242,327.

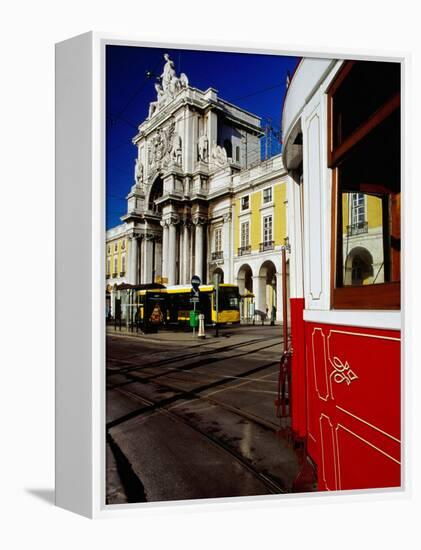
341,192,385,286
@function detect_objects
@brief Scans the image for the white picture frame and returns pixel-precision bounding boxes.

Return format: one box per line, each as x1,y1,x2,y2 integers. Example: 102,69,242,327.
55,32,409,518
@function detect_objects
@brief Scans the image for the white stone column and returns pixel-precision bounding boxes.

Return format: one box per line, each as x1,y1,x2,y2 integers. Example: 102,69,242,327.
154,238,162,281
275,272,283,323
194,220,204,281
252,275,266,321
129,236,139,285
223,212,232,283
182,222,190,284
142,235,154,284
168,220,177,285
161,222,169,282
110,289,115,317
179,226,184,284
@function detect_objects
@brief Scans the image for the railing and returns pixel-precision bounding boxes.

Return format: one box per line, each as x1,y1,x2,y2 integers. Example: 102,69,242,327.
347,221,368,236
259,241,274,252
120,271,126,277
238,245,251,256
112,272,118,278
211,250,224,261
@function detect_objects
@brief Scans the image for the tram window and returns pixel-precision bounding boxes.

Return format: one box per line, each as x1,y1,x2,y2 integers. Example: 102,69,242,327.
330,61,400,152
329,60,400,309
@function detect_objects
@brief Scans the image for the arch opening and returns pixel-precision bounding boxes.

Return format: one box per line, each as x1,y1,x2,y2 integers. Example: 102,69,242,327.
148,177,163,213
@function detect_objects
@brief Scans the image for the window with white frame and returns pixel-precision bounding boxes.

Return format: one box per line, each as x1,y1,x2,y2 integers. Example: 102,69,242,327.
241,221,250,248
351,192,365,225
263,215,273,243
263,186,272,204
214,227,222,251
114,242,118,252
113,256,118,275
107,258,111,276
121,254,126,274
241,195,249,211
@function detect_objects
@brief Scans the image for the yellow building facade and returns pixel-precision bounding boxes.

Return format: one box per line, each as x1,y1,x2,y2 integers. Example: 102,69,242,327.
231,154,289,322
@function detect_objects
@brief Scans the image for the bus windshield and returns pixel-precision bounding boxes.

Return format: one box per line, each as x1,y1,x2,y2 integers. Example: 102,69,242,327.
217,287,240,310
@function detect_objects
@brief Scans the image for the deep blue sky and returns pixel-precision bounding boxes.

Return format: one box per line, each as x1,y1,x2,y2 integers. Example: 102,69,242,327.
106,45,299,229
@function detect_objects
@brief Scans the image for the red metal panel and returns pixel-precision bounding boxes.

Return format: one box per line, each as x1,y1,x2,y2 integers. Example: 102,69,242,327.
303,321,401,491
290,298,307,438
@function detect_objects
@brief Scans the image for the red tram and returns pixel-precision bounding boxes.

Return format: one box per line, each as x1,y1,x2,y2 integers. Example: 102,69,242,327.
281,58,401,491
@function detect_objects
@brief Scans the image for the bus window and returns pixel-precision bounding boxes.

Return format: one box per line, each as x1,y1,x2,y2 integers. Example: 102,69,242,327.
216,288,240,310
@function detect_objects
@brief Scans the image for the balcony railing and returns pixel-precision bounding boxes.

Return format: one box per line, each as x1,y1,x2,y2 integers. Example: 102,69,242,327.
347,221,368,237
211,250,224,261
259,241,274,252
238,245,251,256
112,272,118,278
120,271,126,277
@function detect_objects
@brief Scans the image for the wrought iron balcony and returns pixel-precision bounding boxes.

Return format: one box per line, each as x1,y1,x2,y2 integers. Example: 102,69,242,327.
211,250,224,261
120,271,126,277
112,272,118,278
259,241,274,252
238,245,251,256
347,221,368,236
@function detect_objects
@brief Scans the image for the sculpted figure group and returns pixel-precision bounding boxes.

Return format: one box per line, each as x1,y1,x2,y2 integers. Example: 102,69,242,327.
148,54,189,118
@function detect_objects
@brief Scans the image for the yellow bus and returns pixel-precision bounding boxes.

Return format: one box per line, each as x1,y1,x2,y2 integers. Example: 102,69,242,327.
165,284,240,326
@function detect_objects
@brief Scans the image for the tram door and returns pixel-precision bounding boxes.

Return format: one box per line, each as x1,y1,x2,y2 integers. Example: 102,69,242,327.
305,324,401,491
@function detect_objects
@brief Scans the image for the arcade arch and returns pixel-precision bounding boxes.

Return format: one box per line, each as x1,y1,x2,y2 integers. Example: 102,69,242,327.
237,264,253,322
344,246,374,286
211,267,224,284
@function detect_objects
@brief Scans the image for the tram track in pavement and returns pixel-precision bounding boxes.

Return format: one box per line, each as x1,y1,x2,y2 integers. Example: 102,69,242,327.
107,386,288,497
107,334,283,377
106,337,282,391
107,350,280,430
110,367,281,432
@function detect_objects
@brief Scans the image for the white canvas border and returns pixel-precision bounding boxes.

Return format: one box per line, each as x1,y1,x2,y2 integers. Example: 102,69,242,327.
56,31,410,518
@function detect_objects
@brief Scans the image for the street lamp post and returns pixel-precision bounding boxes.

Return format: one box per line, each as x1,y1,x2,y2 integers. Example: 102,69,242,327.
281,237,291,347
214,272,220,338
271,276,276,326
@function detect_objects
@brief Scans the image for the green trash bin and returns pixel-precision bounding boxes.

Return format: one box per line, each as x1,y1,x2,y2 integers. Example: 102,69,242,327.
189,310,199,328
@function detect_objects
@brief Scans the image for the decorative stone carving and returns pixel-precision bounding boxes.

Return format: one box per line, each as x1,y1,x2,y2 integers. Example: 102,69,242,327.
198,133,209,162
211,142,228,167
148,54,189,118
171,134,183,165
161,213,180,227
223,212,232,223
168,213,180,225
143,233,155,241
147,121,176,172
192,215,207,226
148,82,165,118
181,216,192,228
134,158,144,185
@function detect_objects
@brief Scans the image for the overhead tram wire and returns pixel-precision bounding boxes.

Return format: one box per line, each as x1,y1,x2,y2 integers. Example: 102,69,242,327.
106,67,289,223
107,79,288,154
113,56,164,119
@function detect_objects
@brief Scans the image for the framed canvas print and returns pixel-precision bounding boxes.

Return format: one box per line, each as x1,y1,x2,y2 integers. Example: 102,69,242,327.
55,32,405,518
